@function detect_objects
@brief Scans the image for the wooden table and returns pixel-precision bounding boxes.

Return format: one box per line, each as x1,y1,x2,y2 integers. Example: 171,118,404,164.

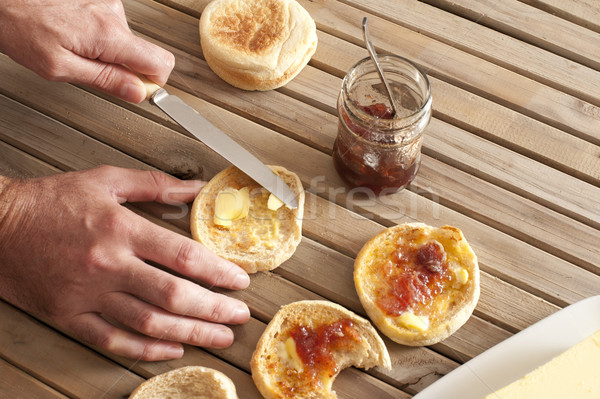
1,0,599,397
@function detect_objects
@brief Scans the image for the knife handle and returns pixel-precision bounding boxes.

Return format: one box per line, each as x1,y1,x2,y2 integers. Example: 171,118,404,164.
137,75,162,101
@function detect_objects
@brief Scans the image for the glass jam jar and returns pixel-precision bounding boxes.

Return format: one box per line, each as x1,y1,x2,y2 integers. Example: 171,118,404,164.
333,55,432,195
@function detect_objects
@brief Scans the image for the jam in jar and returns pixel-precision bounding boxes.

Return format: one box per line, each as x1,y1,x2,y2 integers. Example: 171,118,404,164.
333,55,432,194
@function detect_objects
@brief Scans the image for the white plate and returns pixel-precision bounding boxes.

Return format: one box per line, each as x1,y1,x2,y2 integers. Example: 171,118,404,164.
414,295,600,399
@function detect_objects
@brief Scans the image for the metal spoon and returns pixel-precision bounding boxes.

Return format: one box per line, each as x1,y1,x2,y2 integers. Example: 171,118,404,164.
362,17,399,117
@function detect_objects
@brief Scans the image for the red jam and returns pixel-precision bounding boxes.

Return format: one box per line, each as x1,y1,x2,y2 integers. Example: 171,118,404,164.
376,241,451,316
333,102,420,195
289,319,361,380
358,103,394,119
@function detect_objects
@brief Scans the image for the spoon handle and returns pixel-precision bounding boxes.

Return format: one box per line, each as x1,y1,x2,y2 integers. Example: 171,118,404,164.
362,17,399,117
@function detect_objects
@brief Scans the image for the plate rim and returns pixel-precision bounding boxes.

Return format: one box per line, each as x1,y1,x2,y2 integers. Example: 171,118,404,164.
413,295,600,398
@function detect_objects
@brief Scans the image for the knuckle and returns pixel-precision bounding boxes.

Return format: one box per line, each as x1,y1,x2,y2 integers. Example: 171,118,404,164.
146,170,174,201
138,345,161,362
134,310,157,335
186,323,211,345
148,170,170,186
81,244,112,274
40,57,68,82
92,65,121,92
159,279,184,310
95,331,118,353
205,299,226,322
105,0,124,10
174,241,201,274
95,164,118,176
102,207,127,233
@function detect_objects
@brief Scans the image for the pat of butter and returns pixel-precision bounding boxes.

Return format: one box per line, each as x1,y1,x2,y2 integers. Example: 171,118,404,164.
213,187,250,227
284,337,303,371
484,329,600,398
267,193,285,211
453,267,469,285
398,312,429,332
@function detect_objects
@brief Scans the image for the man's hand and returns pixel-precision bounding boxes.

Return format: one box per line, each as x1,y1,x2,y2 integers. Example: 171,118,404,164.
0,166,251,361
0,0,174,103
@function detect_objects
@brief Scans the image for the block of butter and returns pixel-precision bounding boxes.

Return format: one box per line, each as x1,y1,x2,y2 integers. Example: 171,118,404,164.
484,329,600,398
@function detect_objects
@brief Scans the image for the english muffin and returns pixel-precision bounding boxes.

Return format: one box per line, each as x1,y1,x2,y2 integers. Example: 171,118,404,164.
190,165,304,273
354,223,480,346
129,366,238,399
199,0,318,90
251,300,391,399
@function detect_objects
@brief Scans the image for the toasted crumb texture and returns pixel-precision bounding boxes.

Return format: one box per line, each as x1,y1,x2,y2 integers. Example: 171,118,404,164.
200,0,317,90
128,366,238,399
190,165,304,273
251,300,391,399
354,223,480,346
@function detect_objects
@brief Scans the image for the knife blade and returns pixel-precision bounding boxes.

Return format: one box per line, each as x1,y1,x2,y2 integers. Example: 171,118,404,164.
147,87,298,209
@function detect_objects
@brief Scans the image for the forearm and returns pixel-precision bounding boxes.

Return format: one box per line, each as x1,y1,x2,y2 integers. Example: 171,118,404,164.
0,174,12,222
0,175,26,253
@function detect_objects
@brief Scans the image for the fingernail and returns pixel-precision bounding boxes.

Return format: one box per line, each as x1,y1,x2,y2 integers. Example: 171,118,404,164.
231,304,250,323
232,273,250,290
165,344,184,359
211,328,234,349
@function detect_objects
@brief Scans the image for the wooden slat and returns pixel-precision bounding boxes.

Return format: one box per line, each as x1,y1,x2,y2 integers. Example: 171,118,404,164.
0,359,68,399
0,140,59,179
519,0,600,33
421,0,600,70
0,301,143,399
5,70,595,310
0,96,152,173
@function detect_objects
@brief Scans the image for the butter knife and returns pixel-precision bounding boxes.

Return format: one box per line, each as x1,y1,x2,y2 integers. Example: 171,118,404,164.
143,84,298,209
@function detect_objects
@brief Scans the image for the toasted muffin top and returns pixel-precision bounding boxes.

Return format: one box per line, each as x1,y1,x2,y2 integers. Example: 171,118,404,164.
251,301,391,399
190,165,304,273
208,0,287,56
200,0,317,90
354,223,480,346
129,366,238,399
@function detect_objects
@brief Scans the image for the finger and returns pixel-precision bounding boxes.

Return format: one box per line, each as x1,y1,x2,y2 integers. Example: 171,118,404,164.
93,166,205,205
121,257,250,324
67,313,184,361
111,34,175,87
131,218,249,290
56,47,173,104
100,292,236,348
56,55,149,103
